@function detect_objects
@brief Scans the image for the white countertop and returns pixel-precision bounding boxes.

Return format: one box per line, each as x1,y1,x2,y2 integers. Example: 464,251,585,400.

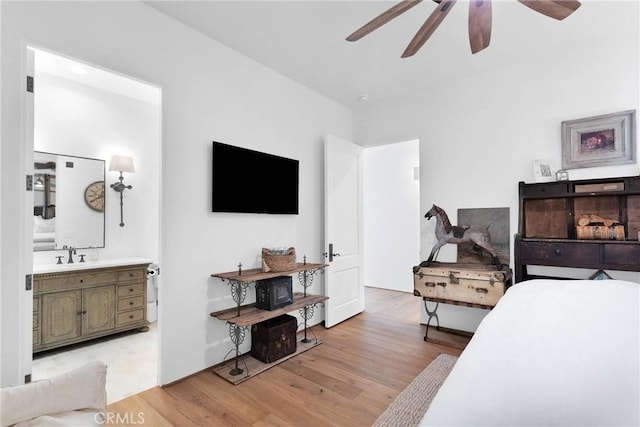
33,257,154,274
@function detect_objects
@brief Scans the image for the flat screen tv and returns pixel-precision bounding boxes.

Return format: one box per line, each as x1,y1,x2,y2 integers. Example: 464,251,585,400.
212,141,299,214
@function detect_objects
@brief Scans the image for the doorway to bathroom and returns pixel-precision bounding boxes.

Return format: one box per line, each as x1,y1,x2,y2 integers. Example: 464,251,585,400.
28,46,162,404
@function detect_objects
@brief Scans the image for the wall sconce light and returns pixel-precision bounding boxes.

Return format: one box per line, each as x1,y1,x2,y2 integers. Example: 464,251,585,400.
109,155,135,227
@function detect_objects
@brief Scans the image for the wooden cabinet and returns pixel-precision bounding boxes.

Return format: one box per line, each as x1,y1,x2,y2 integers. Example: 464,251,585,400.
515,176,640,282
34,262,149,353
210,263,328,384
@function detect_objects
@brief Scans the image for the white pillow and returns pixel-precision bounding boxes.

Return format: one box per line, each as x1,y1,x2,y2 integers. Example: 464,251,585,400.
0,361,107,427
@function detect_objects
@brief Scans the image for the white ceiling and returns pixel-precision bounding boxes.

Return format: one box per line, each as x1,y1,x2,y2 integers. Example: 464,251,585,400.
143,0,636,110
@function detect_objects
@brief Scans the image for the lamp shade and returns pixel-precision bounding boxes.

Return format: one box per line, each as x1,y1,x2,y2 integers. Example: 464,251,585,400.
109,155,135,173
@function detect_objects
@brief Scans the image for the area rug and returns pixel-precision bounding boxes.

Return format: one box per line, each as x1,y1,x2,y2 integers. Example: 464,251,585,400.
372,353,458,427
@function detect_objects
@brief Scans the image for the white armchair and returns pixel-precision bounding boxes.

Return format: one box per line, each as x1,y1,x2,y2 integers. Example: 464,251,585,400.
1,361,107,426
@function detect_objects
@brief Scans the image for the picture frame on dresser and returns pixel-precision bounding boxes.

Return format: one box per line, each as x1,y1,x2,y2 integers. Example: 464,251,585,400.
561,109,636,169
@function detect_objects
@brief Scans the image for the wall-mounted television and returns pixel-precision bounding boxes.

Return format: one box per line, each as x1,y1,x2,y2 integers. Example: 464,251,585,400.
212,141,299,214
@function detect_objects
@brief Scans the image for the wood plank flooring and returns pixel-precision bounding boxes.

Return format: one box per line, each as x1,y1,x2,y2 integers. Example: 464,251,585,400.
107,287,469,426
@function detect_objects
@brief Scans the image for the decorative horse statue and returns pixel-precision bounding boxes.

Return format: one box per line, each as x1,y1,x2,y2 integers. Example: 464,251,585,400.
421,204,501,268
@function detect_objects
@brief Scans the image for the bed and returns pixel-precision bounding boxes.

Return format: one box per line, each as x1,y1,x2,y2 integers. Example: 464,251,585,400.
420,279,639,426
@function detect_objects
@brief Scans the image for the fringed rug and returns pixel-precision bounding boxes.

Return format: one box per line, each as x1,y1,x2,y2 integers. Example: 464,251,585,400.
372,353,458,427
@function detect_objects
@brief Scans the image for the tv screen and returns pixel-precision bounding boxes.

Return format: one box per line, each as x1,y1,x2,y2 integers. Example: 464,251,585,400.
212,141,299,214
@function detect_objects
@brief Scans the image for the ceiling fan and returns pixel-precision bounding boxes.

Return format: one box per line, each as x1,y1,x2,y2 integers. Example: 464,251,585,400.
346,0,581,57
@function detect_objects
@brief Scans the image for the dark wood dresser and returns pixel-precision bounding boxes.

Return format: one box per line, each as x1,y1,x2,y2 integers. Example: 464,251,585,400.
515,175,640,282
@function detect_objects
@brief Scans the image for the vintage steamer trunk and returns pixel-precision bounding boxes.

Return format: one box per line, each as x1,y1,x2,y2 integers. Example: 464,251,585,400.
251,314,297,363
413,262,511,308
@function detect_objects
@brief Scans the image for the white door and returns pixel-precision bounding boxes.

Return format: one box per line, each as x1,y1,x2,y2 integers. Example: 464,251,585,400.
324,134,364,328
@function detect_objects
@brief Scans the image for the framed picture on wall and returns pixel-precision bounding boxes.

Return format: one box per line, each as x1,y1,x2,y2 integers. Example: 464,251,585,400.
561,110,636,169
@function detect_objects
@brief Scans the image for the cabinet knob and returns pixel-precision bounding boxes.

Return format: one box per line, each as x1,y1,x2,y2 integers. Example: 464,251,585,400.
129,315,134,319
129,288,134,292
554,249,561,255
129,301,134,305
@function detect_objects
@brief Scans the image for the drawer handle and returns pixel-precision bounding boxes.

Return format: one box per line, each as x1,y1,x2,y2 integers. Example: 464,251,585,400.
129,273,134,277
129,288,134,292
475,288,488,294
79,279,84,283
425,282,436,288
129,301,134,306
554,249,562,255
129,315,134,319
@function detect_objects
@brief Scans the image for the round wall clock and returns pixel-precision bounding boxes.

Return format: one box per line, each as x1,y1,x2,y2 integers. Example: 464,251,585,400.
84,181,105,212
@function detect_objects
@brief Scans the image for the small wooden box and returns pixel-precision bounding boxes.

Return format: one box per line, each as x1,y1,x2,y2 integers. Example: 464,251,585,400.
576,225,625,240
251,314,297,363
413,262,511,307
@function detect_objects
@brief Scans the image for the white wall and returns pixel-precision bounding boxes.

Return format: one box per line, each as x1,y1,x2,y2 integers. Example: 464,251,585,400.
364,140,420,292
355,2,640,331
1,1,352,386
32,72,161,264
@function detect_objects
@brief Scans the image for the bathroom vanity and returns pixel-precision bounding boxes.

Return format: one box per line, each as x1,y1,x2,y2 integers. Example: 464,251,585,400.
33,258,151,353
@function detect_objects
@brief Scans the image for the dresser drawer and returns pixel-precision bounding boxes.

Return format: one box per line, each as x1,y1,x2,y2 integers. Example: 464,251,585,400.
603,244,640,267
521,182,568,198
117,268,145,283
117,296,144,311
519,241,599,267
40,271,116,293
117,282,144,297
117,309,145,327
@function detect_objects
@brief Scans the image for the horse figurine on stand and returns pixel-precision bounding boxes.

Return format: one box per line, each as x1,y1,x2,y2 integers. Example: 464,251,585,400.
420,204,502,268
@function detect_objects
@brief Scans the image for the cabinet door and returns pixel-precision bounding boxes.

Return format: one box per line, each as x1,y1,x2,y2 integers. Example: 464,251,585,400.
41,290,82,345
82,285,116,335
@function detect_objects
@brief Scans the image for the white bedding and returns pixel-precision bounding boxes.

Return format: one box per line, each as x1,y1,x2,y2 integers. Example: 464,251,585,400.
421,279,640,426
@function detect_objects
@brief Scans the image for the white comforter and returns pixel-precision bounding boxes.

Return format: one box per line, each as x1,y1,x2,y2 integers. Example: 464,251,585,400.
421,279,640,426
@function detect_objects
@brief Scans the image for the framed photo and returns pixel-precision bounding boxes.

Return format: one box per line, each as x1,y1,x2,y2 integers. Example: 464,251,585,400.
555,170,569,181
533,159,556,183
561,110,636,169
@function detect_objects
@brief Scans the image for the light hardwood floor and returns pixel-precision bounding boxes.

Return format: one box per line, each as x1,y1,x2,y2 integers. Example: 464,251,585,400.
107,287,469,426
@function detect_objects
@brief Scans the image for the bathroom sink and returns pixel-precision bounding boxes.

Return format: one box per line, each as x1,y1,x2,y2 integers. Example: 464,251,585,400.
33,257,153,274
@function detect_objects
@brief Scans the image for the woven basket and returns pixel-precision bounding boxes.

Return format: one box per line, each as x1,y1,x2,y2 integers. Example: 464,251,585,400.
262,247,296,272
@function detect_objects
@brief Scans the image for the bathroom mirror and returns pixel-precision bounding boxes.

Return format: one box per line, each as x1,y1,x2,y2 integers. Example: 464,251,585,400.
33,151,105,251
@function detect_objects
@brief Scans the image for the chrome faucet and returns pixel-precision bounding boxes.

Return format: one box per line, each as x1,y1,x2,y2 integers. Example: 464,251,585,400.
63,245,76,264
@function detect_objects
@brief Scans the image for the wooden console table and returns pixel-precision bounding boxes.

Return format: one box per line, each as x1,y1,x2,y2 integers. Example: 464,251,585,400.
210,262,327,384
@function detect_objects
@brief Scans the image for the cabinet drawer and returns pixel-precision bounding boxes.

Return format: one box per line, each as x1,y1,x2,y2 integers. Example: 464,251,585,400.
33,278,42,293
117,283,144,297
117,309,145,327
522,183,568,198
40,271,116,293
117,296,144,311
117,269,145,282
603,244,640,266
519,241,599,267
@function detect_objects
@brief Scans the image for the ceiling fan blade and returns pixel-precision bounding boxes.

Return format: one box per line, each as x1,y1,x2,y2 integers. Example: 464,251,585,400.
346,0,424,42
468,0,492,54
402,0,457,58
517,0,581,20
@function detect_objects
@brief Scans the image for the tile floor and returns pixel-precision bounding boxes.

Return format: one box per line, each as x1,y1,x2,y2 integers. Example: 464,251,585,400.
31,322,158,404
